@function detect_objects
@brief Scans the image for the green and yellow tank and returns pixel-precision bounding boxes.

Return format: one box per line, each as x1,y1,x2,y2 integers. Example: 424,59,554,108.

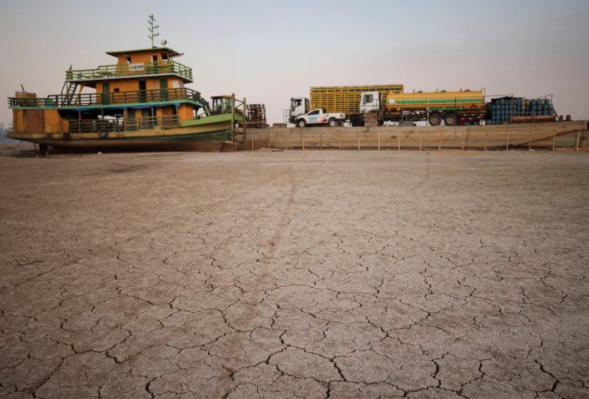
386,89,484,112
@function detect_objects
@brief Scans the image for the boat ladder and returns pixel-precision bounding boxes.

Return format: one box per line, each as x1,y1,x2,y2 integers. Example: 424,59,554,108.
60,65,78,106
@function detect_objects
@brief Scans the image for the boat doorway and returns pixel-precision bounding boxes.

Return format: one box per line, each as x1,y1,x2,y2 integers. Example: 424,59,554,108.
102,83,110,105
159,79,169,101
138,80,147,102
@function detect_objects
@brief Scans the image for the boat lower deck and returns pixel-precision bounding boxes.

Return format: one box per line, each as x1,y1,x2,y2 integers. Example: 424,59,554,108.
7,114,236,152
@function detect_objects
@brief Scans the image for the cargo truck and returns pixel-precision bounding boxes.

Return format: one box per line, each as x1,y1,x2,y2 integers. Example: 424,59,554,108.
287,84,404,126
360,89,486,126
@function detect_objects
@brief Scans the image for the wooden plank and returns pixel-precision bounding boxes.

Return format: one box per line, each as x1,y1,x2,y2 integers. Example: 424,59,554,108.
26,110,45,134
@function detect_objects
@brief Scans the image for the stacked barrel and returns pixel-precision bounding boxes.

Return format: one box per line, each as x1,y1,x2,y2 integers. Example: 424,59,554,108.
488,97,555,124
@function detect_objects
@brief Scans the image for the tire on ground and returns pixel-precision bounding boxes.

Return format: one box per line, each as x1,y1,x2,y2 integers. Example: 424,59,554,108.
445,112,457,126
429,113,442,126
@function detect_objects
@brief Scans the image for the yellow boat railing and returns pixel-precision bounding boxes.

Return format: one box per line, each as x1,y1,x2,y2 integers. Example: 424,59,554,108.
66,60,193,81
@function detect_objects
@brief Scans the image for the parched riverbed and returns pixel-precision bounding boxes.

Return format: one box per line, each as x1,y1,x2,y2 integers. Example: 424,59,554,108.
1,150,588,398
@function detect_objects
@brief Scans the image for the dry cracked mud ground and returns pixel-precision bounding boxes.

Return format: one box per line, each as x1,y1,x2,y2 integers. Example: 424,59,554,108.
0,150,588,399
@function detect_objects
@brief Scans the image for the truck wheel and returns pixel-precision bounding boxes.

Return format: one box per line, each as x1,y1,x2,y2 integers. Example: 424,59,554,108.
297,119,306,128
445,112,457,126
328,118,337,127
429,113,442,126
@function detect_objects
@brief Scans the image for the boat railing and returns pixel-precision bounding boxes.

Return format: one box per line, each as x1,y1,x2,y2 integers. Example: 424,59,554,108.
8,88,203,108
65,60,193,81
68,115,180,134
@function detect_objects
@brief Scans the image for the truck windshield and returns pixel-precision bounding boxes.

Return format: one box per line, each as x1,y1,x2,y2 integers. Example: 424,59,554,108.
290,98,302,111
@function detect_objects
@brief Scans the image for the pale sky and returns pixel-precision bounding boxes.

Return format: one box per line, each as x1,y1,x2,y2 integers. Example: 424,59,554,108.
1,0,588,124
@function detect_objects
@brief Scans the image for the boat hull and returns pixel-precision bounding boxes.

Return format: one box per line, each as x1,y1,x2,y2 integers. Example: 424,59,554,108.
8,122,232,152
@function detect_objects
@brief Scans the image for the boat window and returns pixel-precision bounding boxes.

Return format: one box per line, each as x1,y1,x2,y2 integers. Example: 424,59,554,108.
126,56,132,63
152,55,158,62
161,53,169,61
114,88,120,93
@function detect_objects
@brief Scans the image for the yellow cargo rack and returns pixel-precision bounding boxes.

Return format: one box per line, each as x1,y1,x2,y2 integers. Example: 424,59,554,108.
310,84,404,115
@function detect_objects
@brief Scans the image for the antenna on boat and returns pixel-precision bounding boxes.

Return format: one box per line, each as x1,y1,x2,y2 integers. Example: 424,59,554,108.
148,15,159,48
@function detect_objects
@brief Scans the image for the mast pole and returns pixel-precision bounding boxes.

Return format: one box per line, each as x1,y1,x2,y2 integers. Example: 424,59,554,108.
148,15,159,48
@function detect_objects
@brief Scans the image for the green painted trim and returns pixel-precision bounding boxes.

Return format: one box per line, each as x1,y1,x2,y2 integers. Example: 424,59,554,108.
85,131,231,142
428,107,485,111
10,131,232,148
9,99,205,111
67,73,193,84
130,131,231,142
389,98,483,105
181,113,244,127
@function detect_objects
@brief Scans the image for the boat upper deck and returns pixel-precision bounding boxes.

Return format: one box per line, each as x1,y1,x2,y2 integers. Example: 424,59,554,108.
8,88,205,109
66,60,193,83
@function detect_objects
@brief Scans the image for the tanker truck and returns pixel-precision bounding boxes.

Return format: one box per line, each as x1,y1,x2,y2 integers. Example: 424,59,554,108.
286,84,404,126
360,89,486,126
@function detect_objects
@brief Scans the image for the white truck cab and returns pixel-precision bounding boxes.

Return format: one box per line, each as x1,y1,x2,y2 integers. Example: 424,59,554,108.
294,109,346,127
288,97,310,123
359,91,381,114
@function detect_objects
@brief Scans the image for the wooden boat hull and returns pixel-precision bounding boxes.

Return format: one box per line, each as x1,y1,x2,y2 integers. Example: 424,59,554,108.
244,122,588,150
8,119,232,152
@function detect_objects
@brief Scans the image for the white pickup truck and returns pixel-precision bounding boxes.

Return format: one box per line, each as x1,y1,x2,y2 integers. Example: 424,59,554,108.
294,109,346,127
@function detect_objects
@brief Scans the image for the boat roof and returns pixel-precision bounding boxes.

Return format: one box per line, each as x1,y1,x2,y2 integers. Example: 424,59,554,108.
106,47,182,57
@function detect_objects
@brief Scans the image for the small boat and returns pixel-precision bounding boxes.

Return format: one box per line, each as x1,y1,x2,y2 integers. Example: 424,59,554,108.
7,46,243,153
